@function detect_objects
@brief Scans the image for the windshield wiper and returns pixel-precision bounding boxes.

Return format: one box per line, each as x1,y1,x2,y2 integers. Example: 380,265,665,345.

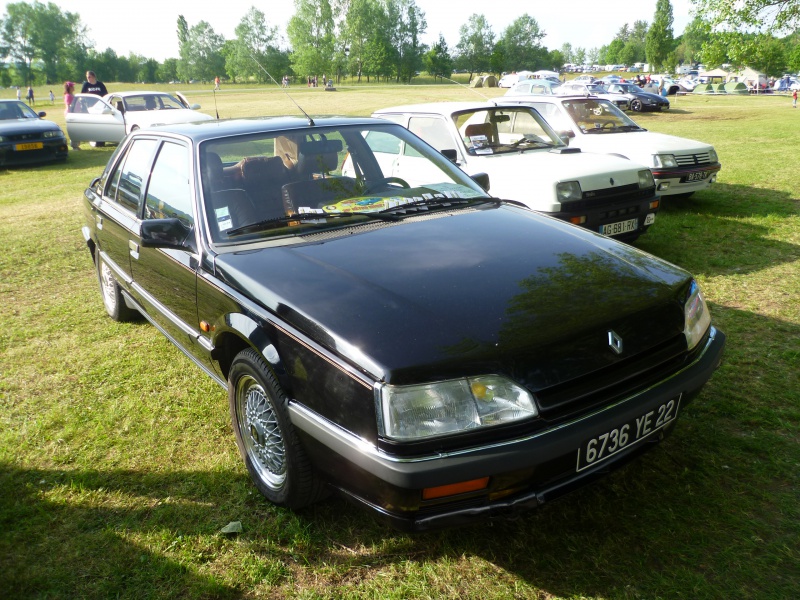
226,211,400,236
505,138,555,150
378,196,492,215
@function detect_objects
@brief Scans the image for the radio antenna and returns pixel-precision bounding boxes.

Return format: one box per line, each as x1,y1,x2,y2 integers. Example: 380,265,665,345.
212,88,219,119
250,53,315,126
437,74,496,104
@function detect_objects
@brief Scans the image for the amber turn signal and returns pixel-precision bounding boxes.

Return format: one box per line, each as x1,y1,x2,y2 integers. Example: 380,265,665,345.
422,477,490,500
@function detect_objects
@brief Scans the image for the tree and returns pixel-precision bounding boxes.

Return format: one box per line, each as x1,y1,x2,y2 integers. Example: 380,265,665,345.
499,14,546,72
691,0,800,32
455,14,494,80
342,0,382,82
676,15,711,65
287,0,335,79
646,0,675,70
423,33,453,80
226,7,281,83
1,1,85,85
384,0,427,83
178,20,225,83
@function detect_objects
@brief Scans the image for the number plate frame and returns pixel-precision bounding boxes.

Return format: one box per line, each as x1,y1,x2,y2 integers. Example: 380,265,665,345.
576,395,682,472
599,218,638,236
15,142,43,151
682,171,710,182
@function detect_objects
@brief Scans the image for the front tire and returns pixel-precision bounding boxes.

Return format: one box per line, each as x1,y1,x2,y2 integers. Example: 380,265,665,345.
631,99,643,112
96,251,138,321
229,349,326,509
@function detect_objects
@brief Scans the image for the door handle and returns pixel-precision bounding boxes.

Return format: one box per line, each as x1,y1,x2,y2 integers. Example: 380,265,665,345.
128,239,139,260
95,214,103,229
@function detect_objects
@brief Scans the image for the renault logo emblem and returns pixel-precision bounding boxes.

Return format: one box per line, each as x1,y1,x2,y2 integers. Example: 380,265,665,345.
608,330,623,354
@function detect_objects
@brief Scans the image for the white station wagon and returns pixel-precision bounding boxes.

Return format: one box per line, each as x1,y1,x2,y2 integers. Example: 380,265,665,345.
365,102,660,240
502,95,721,199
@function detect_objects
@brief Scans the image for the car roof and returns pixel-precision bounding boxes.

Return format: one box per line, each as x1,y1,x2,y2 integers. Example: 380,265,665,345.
373,101,514,115
126,115,391,143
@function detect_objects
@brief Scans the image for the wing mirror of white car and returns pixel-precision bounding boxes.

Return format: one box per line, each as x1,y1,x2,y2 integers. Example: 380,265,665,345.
471,172,490,192
190,104,202,110
440,148,458,163
559,131,574,144
101,107,114,115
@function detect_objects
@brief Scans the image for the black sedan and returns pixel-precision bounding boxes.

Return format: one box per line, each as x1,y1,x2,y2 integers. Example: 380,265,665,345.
0,100,68,166
606,83,671,112
81,116,725,530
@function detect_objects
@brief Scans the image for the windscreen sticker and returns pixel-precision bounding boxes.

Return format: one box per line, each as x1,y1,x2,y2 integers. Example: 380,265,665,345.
297,206,327,223
215,206,232,232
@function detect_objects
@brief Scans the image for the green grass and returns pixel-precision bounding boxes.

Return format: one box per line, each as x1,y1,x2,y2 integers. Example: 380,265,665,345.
1,88,799,599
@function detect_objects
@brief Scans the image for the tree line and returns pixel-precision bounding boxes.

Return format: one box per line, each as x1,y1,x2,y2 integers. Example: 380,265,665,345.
2,0,800,88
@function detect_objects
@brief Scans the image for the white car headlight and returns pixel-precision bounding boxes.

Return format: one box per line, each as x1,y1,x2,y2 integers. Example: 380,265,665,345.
654,154,677,168
708,148,718,163
379,375,538,441
638,169,655,188
556,181,582,202
684,280,711,350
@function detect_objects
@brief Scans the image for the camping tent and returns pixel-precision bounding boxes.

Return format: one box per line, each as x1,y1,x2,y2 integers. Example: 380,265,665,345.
699,68,728,83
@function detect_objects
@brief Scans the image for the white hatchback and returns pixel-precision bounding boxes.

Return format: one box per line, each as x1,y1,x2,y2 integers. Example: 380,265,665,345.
364,102,660,240
503,95,721,199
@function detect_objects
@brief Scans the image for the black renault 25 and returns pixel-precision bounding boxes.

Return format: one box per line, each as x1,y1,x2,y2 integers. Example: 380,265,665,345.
81,116,725,530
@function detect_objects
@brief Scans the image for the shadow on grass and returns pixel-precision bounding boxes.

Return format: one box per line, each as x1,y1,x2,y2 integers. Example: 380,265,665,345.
3,310,797,599
636,182,800,277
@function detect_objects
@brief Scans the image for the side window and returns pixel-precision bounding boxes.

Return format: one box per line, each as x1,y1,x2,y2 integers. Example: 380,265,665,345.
145,142,193,226
108,138,158,213
406,117,453,157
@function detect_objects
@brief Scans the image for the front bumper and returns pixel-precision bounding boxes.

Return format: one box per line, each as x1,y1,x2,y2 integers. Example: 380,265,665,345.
0,138,68,166
551,188,659,240
652,163,721,195
290,327,726,530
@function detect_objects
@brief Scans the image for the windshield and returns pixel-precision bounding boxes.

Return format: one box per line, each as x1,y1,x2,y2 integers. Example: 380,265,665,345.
201,123,489,243
0,101,39,120
453,107,563,156
558,99,643,134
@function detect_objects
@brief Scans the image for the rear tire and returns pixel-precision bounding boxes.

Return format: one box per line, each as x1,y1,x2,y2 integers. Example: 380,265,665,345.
96,250,138,322
229,349,327,509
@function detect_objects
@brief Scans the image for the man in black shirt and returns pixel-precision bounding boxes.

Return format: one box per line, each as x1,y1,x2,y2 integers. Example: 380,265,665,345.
81,71,108,96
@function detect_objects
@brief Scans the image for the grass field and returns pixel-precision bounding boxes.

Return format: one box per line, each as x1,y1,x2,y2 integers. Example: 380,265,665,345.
1,84,799,599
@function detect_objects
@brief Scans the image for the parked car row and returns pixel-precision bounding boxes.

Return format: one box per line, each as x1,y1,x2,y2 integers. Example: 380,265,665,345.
74,86,725,529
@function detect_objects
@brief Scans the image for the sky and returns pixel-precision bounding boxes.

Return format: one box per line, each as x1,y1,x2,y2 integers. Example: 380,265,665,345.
4,0,696,63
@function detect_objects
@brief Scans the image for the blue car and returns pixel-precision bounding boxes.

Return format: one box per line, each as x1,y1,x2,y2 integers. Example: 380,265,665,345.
606,83,671,112
0,100,68,167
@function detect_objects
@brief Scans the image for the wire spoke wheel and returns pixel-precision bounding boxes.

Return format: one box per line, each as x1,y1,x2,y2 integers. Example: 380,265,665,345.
236,375,286,489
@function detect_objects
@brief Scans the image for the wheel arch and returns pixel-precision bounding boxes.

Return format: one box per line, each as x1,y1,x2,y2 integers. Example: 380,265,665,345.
212,315,290,392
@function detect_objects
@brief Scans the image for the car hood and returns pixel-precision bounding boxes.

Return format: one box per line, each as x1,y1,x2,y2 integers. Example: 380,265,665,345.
0,118,62,135
463,149,647,201
214,205,690,387
573,130,714,157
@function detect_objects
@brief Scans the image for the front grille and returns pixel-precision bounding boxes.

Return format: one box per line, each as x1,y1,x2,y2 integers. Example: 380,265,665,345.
675,152,712,166
535,333,694,421
566,184,654,211
6,132,44,142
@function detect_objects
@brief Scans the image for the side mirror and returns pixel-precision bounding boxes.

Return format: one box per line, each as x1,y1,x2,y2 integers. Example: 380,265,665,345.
440,148,458,163
190,104,202,110
37,111,47,118
559,130,574,144
471,172,490,192
140,218,194,250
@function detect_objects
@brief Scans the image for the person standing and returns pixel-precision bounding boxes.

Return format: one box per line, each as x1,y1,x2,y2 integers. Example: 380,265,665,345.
81,71,108,96
81,71,108,146
214,76,220,91
26,85,34,105
16,87,21,101
793,89,798,108
49,89,55,104
64,81,80,150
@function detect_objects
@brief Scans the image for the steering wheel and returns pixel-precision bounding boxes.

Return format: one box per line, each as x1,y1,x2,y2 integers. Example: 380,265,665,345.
362,176,410,195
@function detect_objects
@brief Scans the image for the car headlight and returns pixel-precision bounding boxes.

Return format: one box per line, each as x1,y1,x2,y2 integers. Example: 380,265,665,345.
42,130,63,139
708,148,718,163
684,280,711,350
654,154,677,168
379,375,538,441
638,169,655,188
556,181,582,202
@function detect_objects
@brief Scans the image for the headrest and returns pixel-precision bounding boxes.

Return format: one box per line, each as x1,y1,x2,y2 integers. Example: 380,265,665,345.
238,156,288,182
